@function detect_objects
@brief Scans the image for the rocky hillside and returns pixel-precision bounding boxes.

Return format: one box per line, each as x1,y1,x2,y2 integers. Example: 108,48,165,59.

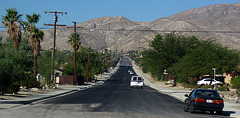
41,16,156,51
2,3,240,51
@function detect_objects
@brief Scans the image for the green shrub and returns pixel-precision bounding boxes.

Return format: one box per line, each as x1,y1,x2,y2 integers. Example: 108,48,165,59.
8,83,20,94
24,78,40,89
218,86,229,91
184,84,197,89
231,76,240,89
201,85,213,89
237,89,240,97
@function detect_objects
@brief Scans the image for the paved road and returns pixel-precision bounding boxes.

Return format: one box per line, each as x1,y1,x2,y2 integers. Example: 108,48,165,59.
0,58,231,118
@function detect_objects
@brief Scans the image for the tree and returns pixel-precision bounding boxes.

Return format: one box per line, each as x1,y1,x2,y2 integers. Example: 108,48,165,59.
2,8,22,52
24,13,44,78
68,33,81,51
0,37,33,93
140,33,236,86
64,47,102,82
168,41,239,83
68,33,81,83
141,33,188,79
37,51,52,85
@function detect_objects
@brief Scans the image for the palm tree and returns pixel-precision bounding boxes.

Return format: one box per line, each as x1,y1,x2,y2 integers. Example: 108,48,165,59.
68,33,81,84
26,13,40,26
68,33,81,51
2,8,23,52
24,13,44,78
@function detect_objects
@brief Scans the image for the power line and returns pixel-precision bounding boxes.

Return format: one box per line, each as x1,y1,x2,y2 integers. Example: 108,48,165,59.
77,29,240,34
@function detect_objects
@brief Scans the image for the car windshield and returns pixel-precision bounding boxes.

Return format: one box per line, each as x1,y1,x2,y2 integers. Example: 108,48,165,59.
133,77,137,81
194,90,220,98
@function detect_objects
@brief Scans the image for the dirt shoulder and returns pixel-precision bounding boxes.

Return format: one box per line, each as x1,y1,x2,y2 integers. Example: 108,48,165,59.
0,88,58,100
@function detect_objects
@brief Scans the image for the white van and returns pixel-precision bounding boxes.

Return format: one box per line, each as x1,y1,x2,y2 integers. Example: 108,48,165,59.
130,76,144,88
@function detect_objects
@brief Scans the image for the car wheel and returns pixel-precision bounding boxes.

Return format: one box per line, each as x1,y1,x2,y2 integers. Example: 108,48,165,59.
184,103,188,112
141,86,143,89
190,105,195,113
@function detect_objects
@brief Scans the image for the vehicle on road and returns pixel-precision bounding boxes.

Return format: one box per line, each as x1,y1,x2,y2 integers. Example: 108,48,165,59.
130,76,144,88
128,70,133,75
184,88,224,114
197,78,223,86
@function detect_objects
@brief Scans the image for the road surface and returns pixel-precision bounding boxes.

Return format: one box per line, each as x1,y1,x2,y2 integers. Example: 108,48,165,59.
0,58,231,118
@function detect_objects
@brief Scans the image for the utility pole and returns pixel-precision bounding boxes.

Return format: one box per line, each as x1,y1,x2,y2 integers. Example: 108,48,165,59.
101,49,103,77
213,68,216,89
44,11,67,82
67,22,83,85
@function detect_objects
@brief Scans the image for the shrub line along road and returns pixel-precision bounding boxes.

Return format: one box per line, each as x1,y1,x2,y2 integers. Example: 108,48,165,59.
0,57,239,118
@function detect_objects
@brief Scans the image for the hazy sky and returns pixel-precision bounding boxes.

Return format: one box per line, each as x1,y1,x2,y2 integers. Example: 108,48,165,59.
0,0,240,29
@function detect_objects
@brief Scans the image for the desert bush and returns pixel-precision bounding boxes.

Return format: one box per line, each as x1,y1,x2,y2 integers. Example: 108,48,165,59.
231,76,240,89
8,83,20,94
201,85,213,89
184,84,197,89
218,86,229,91
24,78,40,89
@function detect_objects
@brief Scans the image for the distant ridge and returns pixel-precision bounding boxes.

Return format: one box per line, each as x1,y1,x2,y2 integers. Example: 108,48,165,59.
2,3,240,51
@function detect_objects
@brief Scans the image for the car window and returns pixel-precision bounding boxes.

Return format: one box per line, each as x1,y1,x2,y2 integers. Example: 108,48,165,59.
133,77,137,81
138,77,142,81
189,90,194,97
194,90,220,98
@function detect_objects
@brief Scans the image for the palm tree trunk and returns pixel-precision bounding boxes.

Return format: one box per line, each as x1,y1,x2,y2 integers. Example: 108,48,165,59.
34,54,37,78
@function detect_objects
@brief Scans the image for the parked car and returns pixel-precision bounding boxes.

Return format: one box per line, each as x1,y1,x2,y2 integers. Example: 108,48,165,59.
130,76,144,88
197,78,223,86
184,88,224,114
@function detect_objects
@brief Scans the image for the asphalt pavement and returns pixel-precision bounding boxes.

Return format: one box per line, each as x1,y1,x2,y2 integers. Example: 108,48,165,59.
0,57,239,118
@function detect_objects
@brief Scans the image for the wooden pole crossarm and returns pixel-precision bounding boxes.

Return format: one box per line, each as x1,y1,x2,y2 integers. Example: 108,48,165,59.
45,11,67,15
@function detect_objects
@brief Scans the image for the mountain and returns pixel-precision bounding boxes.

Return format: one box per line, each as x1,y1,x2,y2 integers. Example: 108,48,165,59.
2,3,240,51
165,3,240,50
42,16,156,51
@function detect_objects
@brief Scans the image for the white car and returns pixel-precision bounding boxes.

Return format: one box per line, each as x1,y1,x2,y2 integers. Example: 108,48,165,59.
197,78,223,86
130,76,144,88
128,70,133,75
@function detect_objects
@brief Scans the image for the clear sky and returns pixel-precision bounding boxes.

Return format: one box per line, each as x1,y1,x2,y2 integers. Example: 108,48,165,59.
0,0,240,29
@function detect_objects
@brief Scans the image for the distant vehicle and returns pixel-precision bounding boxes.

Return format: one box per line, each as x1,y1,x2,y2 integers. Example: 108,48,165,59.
184,88,224,114
128,70,133,75
130,76,144,88
197,78,223,86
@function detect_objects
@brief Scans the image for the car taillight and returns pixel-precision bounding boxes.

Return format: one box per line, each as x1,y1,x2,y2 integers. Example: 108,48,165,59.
213,100,223,104
195,98,205,102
